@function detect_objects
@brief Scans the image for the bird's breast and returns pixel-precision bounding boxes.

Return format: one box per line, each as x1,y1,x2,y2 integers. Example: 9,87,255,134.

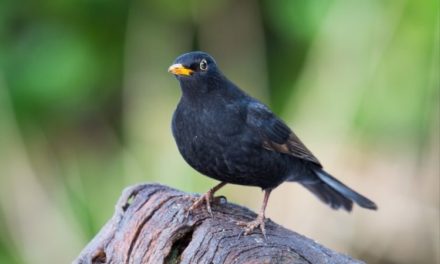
172,102,249,167
172,101,290,188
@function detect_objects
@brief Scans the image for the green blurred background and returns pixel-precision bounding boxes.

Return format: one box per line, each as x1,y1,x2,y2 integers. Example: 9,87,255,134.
0,0,438,263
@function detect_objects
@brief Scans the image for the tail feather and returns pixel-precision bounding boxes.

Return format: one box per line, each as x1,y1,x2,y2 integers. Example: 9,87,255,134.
302,182,353,211
312,169,377,210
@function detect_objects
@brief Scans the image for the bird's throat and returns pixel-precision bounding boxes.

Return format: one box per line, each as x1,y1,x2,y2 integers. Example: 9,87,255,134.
179,80,212,104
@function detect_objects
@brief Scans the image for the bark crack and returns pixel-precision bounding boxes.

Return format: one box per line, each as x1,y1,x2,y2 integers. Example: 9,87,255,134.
164,227,195,264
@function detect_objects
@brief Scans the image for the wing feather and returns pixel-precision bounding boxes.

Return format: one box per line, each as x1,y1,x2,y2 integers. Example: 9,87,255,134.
246,102,322,167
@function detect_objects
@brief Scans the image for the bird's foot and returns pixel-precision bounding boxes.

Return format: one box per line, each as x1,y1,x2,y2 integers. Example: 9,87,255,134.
185,182,227,218
187,192,213,216
186,192,226,217
236,215,267,238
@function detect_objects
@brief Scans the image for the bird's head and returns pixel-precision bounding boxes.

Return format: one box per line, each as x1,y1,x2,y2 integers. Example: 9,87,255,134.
168,51,223,95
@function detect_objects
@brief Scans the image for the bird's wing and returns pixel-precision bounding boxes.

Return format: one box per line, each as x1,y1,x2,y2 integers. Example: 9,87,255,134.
246,102,322,167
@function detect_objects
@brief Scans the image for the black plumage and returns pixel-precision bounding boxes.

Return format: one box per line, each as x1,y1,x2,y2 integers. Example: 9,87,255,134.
168,51,377,236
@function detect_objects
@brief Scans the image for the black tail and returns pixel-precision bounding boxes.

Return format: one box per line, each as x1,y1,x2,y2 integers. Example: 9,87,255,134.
302,169,377,211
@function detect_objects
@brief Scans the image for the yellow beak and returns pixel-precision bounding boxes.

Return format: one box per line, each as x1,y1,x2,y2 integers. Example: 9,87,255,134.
168,63,194,76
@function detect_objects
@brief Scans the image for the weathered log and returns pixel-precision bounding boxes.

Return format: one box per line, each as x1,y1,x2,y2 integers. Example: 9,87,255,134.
73,183,362,264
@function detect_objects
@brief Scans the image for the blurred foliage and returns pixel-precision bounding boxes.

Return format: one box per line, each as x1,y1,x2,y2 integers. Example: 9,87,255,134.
0,0,438,263
1,0,127,126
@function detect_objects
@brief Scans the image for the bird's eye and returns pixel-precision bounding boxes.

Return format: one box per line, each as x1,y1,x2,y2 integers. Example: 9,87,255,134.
199,59,208,71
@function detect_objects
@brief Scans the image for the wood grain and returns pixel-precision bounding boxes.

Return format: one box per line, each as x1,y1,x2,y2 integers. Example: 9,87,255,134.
73,183,362,264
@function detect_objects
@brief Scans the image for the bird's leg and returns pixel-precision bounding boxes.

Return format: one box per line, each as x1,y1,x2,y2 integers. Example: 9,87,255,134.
187,182,227,217
237,189,272,238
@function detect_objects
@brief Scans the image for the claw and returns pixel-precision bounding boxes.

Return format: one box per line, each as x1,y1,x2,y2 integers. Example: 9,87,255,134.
235,189,271,239
185,192,214,217
236,216,267,239
185,182,227,218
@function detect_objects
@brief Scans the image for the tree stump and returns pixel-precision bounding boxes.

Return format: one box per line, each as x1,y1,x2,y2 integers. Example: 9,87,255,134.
73,183,362,264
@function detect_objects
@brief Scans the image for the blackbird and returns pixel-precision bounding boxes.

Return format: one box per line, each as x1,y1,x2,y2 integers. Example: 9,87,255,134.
168,51,377,237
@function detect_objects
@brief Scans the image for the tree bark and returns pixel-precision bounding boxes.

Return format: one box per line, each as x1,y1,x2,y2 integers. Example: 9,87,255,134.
73,183,362,264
